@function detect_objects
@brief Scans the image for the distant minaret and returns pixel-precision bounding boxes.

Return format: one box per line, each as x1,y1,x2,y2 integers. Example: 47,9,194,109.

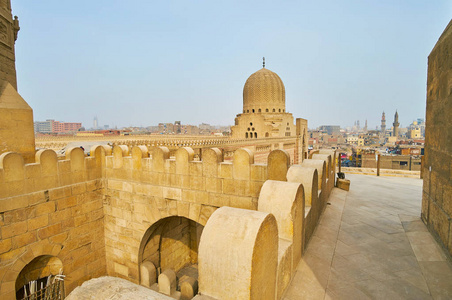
364,119,368,132
357,120,360,130
381,111,386,134
93,116,98,129
393,110,399,137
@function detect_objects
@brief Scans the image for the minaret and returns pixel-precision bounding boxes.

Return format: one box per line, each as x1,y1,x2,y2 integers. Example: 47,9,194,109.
0,0,20,90
93,116,98,129
364,119,368,132
381,111,386,134
393,110,399,137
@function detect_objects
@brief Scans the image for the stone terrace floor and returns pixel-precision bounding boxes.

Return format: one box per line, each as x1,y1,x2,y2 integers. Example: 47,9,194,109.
285,174,452,300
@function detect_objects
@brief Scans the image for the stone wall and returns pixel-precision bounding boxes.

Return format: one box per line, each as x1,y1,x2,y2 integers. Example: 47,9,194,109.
104,146,269,283
0,148,107,299
0,142,331,299
362,154,422,171
422,19,452,257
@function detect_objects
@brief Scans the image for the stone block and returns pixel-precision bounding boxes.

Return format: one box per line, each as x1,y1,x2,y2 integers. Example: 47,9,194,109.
0,238,11,254
27,215,48,231
49,186,72,200
180,276,198,300
158,269,177,296
336,178,350,191
219,162,232,179
176,148,195,175
57,196,77,210
35,201,55,216
12,231,36,248
429,201,450,245
37,223,62,239
2,220,27,238
189,161,203,177
202,148,222,177
205,177,222,193
0,152,25,182
71,183,87,195
251,164,267,181
232,148,254,180
189,203,201,222
177,201,190,218
25,163,41,179
208,193,230,207
268,149,290,181
189,176,205,191
0,195,28,213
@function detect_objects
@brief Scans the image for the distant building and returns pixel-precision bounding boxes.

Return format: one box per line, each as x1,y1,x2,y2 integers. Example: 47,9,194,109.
318,125,340,135
407,119,425,138
34,119,82,133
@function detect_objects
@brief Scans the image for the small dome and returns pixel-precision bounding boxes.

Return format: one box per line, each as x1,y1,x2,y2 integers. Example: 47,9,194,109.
243,68,285,113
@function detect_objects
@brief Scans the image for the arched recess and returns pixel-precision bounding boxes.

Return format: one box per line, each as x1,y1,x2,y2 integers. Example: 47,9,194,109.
138,216,204,284
15,255,63,299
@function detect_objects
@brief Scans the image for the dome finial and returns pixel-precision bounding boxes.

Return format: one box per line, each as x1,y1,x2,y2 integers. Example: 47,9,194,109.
263,57,265,68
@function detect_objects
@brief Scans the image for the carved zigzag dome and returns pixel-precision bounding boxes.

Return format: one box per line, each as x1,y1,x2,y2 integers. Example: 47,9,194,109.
243,68,285,113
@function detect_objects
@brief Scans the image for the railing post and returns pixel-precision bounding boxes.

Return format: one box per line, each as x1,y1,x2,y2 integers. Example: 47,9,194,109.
377,154,381,176
420,155,424,179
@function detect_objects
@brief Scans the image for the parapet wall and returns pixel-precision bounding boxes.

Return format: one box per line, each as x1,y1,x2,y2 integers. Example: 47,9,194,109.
0,147,107,298
0,143,335,299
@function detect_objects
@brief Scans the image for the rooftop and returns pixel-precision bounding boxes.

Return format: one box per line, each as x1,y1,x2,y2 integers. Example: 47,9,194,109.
286,174,452,299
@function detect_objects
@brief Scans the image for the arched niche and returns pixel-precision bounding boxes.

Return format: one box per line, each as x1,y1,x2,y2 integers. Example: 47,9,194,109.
138,216,204,285
15,255,63,300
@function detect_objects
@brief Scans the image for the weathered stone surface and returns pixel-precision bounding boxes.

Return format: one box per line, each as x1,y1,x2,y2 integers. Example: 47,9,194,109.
423,19,452,256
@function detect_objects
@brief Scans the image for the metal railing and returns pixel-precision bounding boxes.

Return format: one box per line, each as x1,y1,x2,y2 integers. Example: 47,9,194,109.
21,274,65,300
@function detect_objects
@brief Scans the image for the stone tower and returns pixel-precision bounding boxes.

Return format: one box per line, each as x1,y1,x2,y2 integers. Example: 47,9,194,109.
381,111,386,134
0,0,35,163
364,119,368,132
0,0,19,90
393,110,399,137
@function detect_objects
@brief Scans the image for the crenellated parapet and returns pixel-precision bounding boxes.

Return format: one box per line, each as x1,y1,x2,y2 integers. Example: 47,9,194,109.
0,142,335,299
0,146,107,199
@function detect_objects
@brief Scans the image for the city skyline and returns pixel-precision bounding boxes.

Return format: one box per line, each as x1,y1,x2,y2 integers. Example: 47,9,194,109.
13,1,451,129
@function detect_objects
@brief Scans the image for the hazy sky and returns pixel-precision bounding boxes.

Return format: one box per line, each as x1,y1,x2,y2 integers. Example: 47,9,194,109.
13,1,451,129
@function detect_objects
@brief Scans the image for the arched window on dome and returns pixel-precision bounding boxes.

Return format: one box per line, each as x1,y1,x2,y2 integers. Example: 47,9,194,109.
247,110,249,113
273,108,275,112
279,109,281,112
266,108,269,112
245,132,248,138
258,109,261,113
283,109,285,112
252,109,255,113
265,132,269,137
254,132,257,138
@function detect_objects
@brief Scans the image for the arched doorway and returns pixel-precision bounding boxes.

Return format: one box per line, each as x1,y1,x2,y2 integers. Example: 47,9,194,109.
15,255,63,299
139,216,204,287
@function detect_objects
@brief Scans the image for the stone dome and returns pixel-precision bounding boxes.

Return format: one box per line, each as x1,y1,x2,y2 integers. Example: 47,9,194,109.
243,68,285,113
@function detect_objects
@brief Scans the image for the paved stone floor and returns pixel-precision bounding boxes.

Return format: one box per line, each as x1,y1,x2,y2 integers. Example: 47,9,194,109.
285,174,452,300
